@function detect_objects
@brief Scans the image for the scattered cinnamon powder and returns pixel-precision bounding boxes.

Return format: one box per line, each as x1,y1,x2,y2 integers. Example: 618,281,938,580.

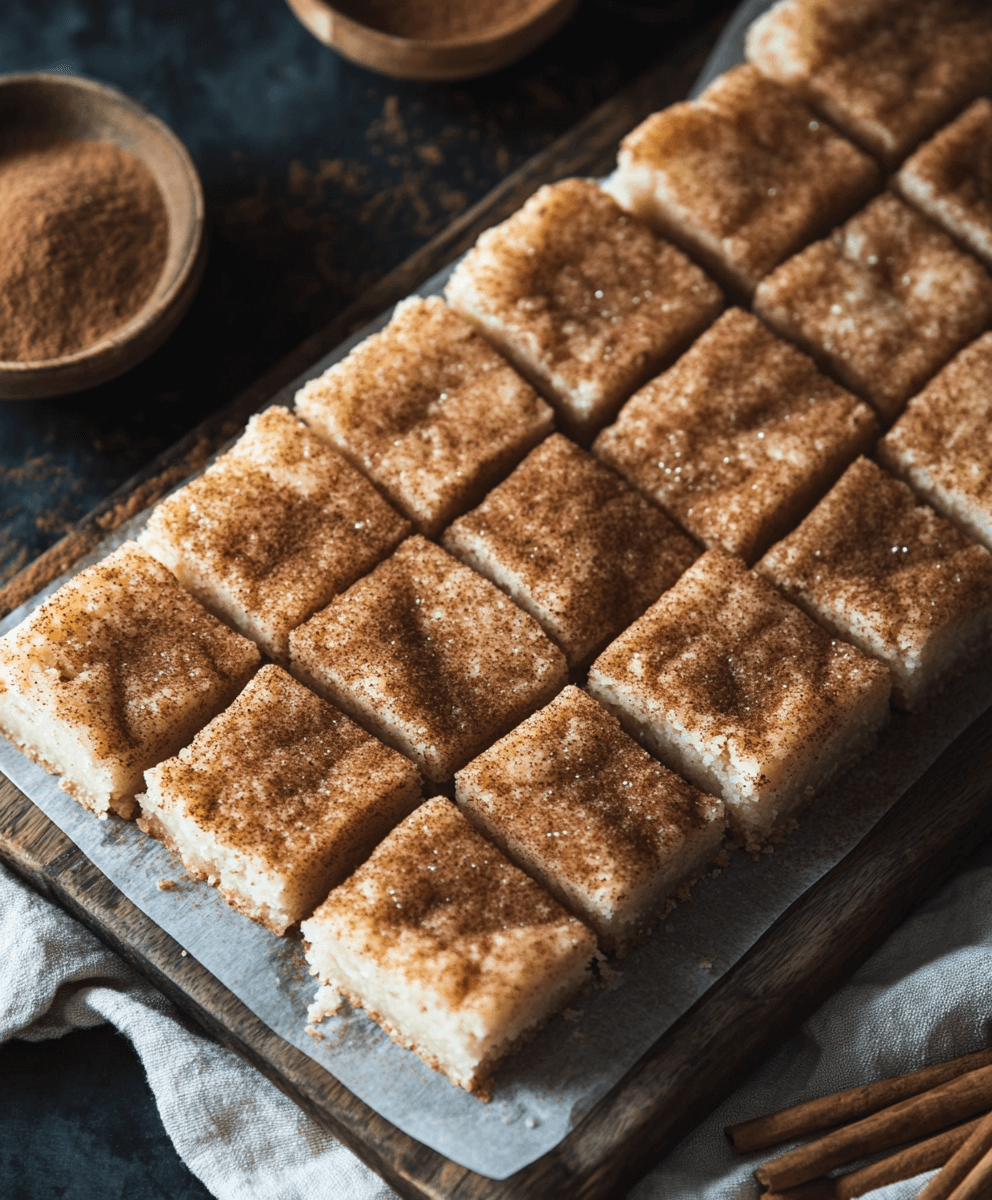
0,132,168,362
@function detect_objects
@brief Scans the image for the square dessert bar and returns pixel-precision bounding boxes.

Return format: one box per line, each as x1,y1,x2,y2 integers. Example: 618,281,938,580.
445,177,724,441
587,550,891,850
0,543,260,819
746,0,992,168
758,457,992,711
301,795,598,1099
753,193,992,423
139,665,423,936
289,536,568,783
878,333,992,553
140,406,410,661
609,64,880,297
455,686,726,957
441,433,699,668
593,308,878,564
894,98,992,272
295,296,553,538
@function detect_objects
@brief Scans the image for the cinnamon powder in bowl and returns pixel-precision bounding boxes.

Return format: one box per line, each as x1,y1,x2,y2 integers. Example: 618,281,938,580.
284,0,579,81
0,73,205,400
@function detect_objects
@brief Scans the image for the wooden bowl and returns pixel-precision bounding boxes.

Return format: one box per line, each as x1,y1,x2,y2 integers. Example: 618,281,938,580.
283,0,579,81
0,73,206,401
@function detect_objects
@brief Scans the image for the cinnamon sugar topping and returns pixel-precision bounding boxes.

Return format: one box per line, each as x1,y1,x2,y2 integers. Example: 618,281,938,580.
594,308,877,563
611,64,880,295
443,433,699,666
289,536,567,782
445,177,723,440
753,193,992,422
295,297,553,537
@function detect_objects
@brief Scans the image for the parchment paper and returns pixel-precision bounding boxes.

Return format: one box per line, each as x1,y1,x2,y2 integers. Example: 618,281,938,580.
4,0,989,1178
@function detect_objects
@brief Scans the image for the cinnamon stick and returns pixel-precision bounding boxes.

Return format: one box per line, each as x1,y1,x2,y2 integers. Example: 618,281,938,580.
727,1047,992,1153
920,1109,992,1200
947,1144,992,1200
754,1064,992,1191
761,1118,983,1200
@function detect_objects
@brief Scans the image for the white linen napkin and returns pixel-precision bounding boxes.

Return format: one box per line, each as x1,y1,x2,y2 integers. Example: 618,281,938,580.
4,840,992,1200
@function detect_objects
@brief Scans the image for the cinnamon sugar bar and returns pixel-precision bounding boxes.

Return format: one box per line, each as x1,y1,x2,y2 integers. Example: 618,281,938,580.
877,334,992,553
758,458,992,710
289,536,567,783
295,296,553,537
301,795,598,1099
442,434,699,668
593,308,877,564
753,193,992,422
894,98,992,271
139,406,410,661
608,64,879,296
138,665,422,935
455,686,725,957
746,0,992,169
587,550,890,850
0,543,260,819
445,177,724,441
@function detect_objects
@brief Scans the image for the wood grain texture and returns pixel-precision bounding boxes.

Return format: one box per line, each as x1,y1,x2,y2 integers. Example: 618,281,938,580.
2,709,990,1200
0,10,729,620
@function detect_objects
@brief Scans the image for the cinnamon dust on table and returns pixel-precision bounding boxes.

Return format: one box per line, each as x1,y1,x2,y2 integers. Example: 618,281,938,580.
0,132,168,363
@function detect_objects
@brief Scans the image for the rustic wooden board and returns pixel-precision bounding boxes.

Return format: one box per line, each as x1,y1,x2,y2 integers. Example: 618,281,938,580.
3,9,992,1197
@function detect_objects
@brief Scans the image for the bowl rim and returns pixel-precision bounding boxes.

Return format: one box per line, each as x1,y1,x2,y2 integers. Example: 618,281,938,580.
301,0,576,50
0,70,205,375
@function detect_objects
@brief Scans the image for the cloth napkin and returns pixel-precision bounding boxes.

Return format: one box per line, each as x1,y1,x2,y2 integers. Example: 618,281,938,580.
4,841,992,1200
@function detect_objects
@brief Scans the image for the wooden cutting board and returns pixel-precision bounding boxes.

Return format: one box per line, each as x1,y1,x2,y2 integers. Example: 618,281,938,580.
2,16,991,1199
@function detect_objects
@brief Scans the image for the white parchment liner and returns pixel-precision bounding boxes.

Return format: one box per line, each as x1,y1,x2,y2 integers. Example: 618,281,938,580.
3,0,988,1177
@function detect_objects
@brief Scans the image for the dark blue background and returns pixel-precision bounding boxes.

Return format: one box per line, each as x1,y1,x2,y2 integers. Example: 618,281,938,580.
0,2,726,1195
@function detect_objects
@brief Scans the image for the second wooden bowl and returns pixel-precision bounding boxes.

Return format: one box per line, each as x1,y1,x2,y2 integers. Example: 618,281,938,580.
284,0,580,81
0,73,206,401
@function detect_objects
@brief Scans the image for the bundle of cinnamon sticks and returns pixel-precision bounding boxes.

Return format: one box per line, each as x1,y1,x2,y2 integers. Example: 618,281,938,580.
726,1047,992,1199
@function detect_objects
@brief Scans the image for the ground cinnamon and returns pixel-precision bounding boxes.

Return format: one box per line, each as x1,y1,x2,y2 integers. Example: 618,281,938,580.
0,132,168,362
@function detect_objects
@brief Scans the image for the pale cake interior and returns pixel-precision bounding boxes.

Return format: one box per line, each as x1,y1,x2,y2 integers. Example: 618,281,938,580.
455,686,725,956
138,665,423,935
301,796,598,1098
894,97,992,272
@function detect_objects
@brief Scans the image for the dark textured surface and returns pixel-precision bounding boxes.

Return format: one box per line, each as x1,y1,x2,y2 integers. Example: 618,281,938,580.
0,2,731,1197
0,1026,213,1200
